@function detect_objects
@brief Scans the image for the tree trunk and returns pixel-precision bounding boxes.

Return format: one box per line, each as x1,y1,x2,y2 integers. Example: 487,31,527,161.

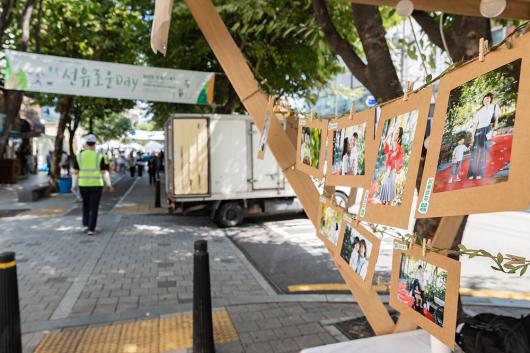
0,0,18,44
89,115,93,134
0,90,24,158
51,96,73,182
0,0,36,158
349,4,403,101
67,106,80,158
412,11,492,62
312,0,403,102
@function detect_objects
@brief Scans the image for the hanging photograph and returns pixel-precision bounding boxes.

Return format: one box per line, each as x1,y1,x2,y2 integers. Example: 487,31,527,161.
390,243,461,348
325,108,376,187
417,32,530,217
296,117,328,179
337,220,381,293
359,87,432,228
317,198,344,249
368,110,419,206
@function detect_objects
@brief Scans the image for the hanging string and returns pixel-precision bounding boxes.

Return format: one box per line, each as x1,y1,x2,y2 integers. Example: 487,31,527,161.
376,21,529,109
439,13,453,64
408,17,430,79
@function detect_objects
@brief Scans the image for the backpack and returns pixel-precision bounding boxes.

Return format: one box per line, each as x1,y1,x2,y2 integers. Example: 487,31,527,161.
456,313,530,353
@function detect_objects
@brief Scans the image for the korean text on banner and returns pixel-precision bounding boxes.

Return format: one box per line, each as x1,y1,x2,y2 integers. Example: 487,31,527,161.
3,50,215,105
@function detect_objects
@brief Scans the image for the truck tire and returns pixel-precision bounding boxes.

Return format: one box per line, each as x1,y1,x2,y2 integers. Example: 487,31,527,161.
215,202,244,227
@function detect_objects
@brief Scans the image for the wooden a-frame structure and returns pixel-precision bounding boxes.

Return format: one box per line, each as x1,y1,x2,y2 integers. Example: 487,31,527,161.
181,0,468,336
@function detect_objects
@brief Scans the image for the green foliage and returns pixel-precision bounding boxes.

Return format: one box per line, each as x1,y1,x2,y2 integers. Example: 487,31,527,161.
27,0,152,138
145,0,342,127
82,112,131,142
134,120,157,131
370,226,530,277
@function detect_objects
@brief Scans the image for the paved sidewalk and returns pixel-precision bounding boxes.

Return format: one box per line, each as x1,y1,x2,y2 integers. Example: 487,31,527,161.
0,176,527,353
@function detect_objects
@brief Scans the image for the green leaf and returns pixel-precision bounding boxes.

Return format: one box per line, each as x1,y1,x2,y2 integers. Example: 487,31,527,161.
520,265,528,276
457,244,467,251
496,253,504,264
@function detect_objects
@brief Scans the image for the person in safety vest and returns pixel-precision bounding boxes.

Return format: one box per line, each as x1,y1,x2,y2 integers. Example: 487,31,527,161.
71,134,113,235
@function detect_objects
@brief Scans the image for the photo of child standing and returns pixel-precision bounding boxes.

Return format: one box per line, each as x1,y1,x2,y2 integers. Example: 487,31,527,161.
448,137,469,184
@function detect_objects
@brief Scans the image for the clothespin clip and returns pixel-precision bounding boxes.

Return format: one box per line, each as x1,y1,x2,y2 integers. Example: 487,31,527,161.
349,103,356,120
422,238,427,257
478,38,489,62
309,109,316,122
403,81,414,101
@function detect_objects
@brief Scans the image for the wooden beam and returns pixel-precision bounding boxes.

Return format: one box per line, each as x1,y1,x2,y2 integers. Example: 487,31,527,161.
432,216,467,249
344,0,530,20
183,0,401,337
183,0,320,224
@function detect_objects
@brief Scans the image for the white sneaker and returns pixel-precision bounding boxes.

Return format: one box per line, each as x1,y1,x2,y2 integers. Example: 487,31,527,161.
87,230,95,236
448,178,453,184
476,176,482,180
456,177,461,182
468,176,475,180
83,227,89,233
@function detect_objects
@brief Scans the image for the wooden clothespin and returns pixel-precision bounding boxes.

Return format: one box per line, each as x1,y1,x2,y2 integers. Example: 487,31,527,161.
309,109,316,122
422,238,427,257
349,103,356,120
478,38,489,62
403,81,414,101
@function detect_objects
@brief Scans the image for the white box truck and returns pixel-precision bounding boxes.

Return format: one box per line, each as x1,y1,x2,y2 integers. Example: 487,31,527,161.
164,114,303,227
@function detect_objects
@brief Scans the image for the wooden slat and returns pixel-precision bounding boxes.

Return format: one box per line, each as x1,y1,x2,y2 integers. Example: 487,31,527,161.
183,0,321,224
344,0,530,20
432,216,467,249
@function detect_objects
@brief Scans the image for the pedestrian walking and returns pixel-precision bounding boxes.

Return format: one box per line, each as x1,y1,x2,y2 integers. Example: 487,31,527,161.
117,152,126,174
128,152,136,177
148,156,157,185
137,152,144,177
71,134,113,236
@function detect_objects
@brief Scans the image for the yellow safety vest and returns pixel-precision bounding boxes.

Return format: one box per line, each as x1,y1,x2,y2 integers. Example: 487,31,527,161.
77,150,105,187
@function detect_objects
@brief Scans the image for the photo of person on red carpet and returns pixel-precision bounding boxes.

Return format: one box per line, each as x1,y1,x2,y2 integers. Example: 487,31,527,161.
397,254,448,328
433,59,521,193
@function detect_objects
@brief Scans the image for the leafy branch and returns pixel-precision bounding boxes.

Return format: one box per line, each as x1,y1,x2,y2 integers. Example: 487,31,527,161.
362,221,529,276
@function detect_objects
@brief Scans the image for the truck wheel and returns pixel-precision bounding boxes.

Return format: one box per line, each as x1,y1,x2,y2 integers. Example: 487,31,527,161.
215,202,244,227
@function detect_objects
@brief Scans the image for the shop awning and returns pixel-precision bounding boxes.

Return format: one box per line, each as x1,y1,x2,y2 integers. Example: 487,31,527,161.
19,97,45,138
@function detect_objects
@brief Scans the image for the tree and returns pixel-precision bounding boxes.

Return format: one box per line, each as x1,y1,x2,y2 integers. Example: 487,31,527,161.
81,111,131,143
32,0,150,182
146,0,343,128
310,2,496,322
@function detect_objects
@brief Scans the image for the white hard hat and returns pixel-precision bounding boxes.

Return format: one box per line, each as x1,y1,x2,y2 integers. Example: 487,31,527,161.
85,134,97,143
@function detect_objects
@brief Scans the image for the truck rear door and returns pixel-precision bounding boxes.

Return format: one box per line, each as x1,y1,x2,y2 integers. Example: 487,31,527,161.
171,118,209,196
250,123,285,190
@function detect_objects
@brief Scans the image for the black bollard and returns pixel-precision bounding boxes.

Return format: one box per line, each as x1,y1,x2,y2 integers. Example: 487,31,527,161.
0,252,22,353
193,240,215,353
155,177,161,208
